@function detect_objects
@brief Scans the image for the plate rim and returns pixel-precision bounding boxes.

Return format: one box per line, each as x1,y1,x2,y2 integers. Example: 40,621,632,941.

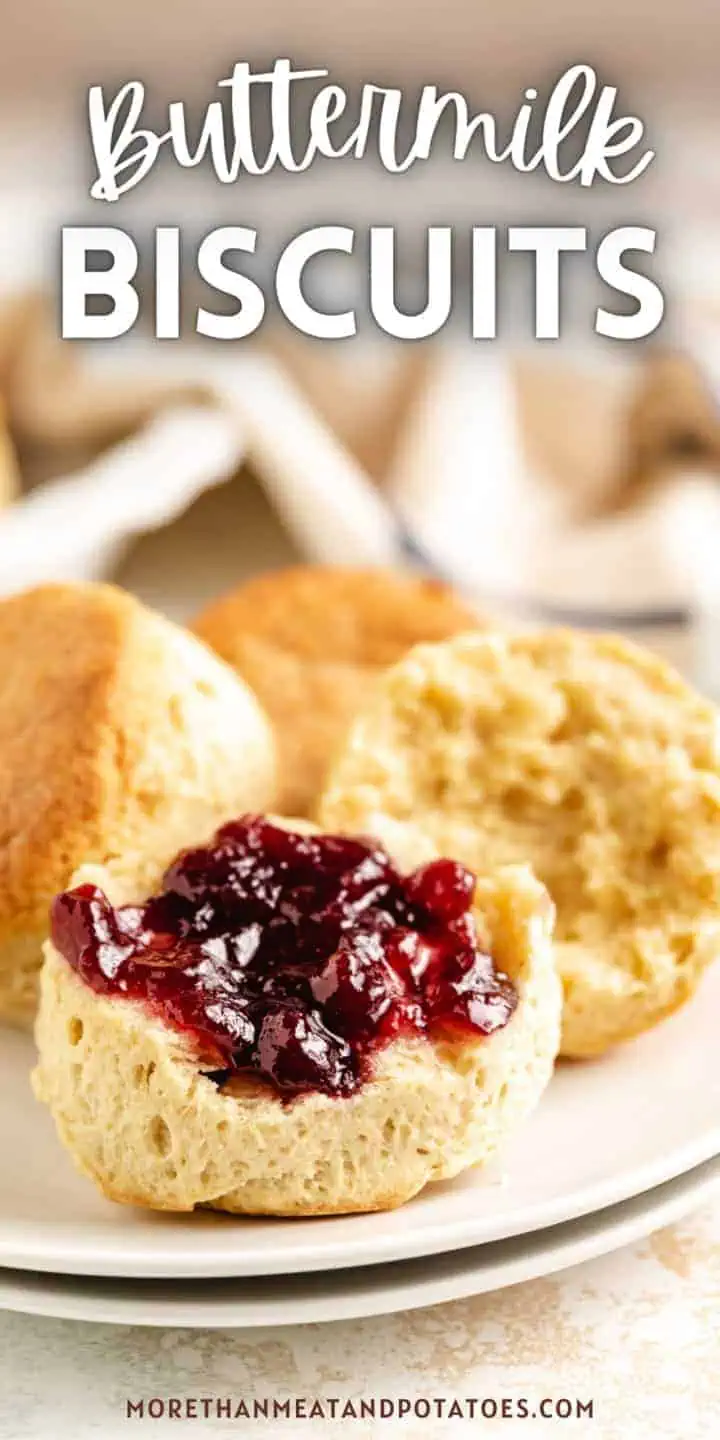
4,966,720,1282
2,1156,718,1328
1,1117,719,1281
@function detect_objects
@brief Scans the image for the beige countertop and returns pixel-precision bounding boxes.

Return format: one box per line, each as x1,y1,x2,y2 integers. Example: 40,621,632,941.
1,1198,718,1440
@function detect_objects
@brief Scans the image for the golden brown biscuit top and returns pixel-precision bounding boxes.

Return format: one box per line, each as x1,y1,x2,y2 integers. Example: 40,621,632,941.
193,566,480,668
0,584,161,933
0,581,275,952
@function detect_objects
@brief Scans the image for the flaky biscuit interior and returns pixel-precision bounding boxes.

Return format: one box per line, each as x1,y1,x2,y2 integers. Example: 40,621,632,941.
320,630,720,1057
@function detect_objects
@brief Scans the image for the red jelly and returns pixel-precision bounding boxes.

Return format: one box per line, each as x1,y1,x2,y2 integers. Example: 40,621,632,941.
50,817,517,1098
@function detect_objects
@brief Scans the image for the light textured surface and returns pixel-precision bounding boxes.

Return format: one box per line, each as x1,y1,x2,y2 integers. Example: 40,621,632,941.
0,1202,718,1439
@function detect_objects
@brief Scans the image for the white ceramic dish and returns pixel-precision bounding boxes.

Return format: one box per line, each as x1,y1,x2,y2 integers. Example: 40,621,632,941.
3,963,720,1280
1,1156,717,1328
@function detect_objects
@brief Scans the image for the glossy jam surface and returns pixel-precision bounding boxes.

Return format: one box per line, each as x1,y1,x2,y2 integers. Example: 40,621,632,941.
51,817,517,1098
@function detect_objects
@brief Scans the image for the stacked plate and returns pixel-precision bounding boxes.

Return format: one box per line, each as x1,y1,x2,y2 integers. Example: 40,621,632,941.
2,965,719,1328
0,388,718,1328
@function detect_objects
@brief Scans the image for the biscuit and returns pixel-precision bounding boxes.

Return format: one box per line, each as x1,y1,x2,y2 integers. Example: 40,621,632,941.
33,848,559,1215
192,566,479,817
319,630,720,1057
0,582,276,1027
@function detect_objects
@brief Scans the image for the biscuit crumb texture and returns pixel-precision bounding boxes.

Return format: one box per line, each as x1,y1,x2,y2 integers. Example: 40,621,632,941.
33,857,559,1215
320,630,720,1057
193,566,480,817
0,583,276,1027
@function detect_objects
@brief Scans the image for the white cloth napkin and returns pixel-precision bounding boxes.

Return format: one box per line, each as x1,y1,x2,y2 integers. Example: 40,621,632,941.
386,347,720,613
0,342,718,688
0,407,243,593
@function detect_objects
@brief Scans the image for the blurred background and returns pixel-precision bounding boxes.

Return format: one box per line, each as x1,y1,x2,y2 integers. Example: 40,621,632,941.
0,3,720,688
2,1,720,102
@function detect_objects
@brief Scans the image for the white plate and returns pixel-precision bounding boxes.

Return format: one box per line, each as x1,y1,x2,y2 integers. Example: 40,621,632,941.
3,964,720,1280
1,1156,718,1328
